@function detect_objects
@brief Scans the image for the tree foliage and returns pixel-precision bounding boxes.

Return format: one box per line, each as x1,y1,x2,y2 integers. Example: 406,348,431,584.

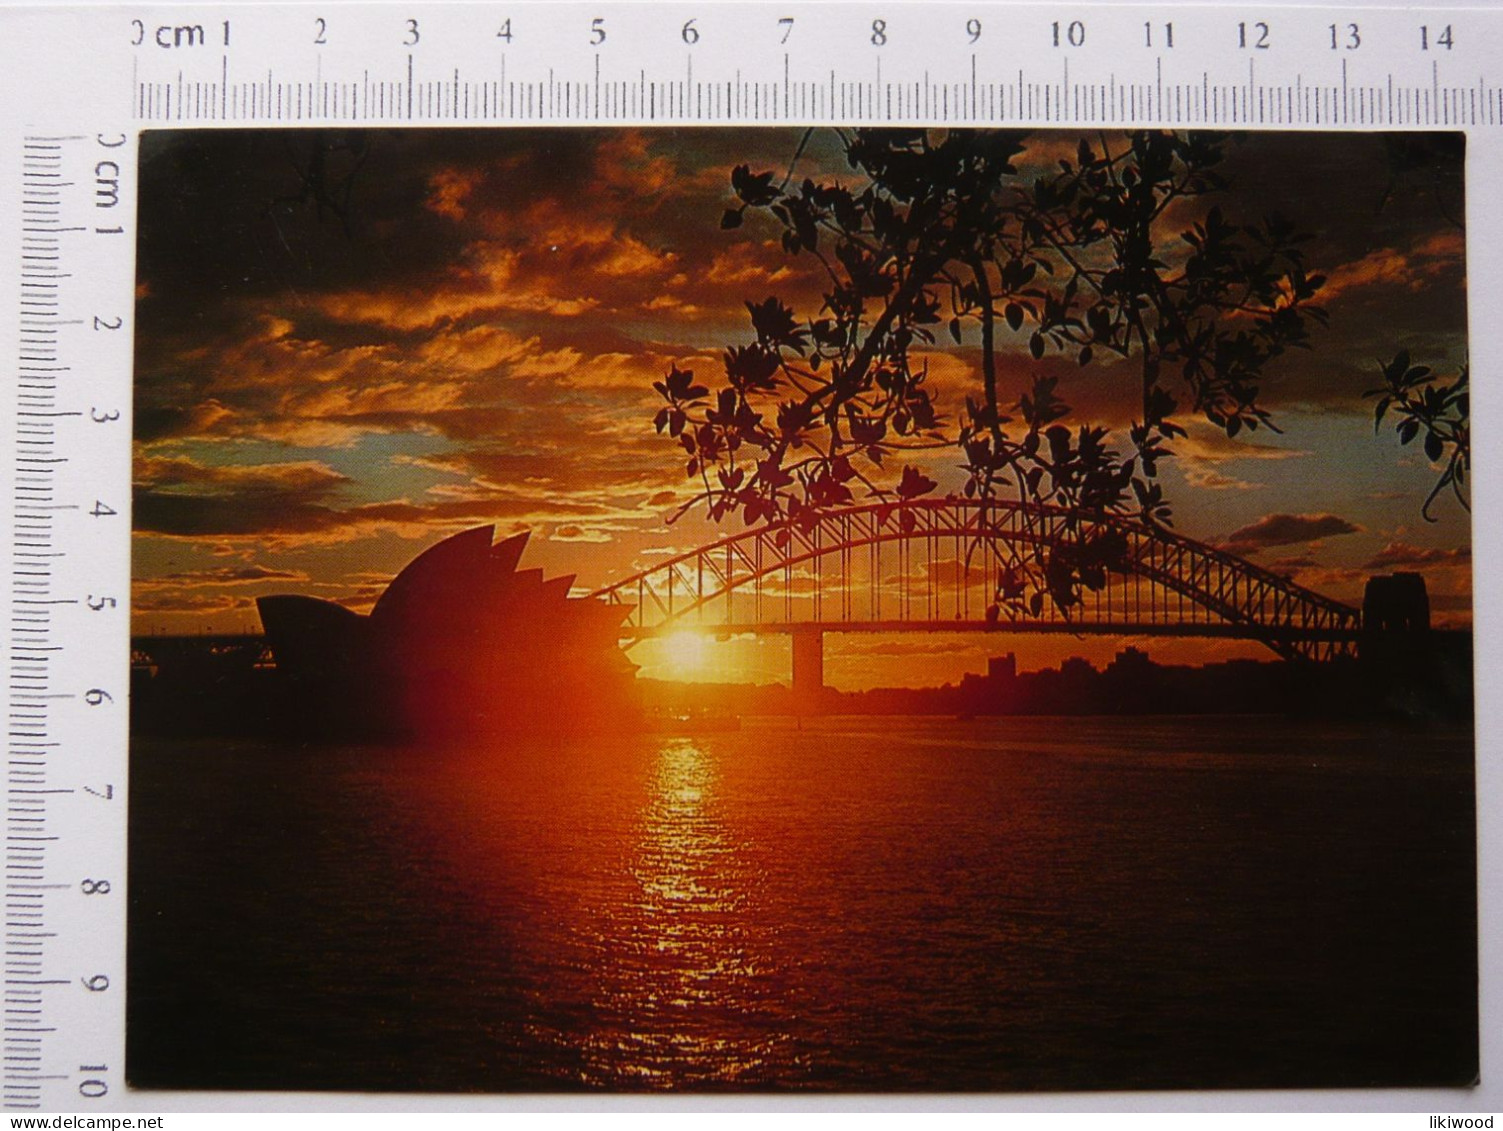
1367,351,1469,519
654,129,1328,617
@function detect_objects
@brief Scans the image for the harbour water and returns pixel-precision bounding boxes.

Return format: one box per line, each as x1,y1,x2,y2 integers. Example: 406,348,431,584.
127,715,1477,1093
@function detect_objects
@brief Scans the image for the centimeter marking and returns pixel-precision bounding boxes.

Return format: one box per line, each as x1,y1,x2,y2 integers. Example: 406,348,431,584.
135,54,1503,127
6,134,83,1112
119,4,1503,128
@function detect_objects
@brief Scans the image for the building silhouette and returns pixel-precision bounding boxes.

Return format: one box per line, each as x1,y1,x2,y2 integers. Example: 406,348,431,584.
133,526,640,738
256,526,638,737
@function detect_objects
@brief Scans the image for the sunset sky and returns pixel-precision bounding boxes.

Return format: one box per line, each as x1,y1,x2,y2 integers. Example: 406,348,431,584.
132,128,1470,688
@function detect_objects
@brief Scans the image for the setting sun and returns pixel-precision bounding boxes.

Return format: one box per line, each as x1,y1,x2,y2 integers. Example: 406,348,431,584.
660,630,710,676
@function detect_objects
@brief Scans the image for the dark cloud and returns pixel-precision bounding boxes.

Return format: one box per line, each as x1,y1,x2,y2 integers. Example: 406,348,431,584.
134,467,641,542
135,128,807,345
134,453,352,538
1215,132,1463,270
134,492,348,539
1220,513,1363,554
135,454,348,493
138,130,492,307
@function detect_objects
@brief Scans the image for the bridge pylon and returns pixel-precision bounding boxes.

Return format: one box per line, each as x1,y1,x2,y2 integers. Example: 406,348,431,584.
791,628,825,713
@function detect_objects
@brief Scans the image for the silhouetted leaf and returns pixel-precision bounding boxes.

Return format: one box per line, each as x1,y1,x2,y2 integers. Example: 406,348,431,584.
897,465,938,499
1385,350,1411,383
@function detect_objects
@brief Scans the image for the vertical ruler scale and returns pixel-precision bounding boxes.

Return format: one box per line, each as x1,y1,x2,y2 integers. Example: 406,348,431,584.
7,134,74,1112
5,130,128,1112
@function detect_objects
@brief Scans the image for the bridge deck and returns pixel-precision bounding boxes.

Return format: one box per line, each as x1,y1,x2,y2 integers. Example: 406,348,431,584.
617,619,1363,642
132,614,1368,662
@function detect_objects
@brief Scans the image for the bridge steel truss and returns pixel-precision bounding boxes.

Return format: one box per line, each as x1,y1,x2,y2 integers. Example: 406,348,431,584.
591,499,1362,662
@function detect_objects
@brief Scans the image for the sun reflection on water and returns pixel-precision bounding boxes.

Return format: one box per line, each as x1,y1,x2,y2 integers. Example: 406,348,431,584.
573,738,790,1088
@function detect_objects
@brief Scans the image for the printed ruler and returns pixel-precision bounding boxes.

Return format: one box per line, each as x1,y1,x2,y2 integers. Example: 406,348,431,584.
1,0,1500,1113
115,6,1503,128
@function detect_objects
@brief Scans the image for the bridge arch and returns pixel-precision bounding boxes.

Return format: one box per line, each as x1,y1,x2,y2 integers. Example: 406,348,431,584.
591,499,1360,663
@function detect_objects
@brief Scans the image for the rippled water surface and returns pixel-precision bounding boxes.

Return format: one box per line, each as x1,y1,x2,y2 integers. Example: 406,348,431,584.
128,716,1476,1092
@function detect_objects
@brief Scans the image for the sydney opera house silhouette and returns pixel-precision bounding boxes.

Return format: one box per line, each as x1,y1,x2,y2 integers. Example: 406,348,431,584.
253,526,639,738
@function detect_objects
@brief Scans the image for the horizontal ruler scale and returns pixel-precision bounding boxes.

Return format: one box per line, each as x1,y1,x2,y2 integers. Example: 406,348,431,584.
121,3,1503,126
133,57,1503,127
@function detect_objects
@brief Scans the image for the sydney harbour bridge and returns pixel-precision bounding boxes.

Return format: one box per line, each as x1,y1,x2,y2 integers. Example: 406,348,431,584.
132,499,1393,706
588,498,1367,700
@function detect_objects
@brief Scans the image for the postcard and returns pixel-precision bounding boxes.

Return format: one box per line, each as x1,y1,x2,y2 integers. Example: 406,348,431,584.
128,127,1474,1093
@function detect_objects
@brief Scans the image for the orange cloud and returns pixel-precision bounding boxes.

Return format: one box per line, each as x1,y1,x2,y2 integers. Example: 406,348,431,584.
1320,229,1465,303
416,325,582,377
1181,466,1259,491
426,166,483,221
132,590,255,614
1364,541,1471,570
593,130,681,199
705,241,798,287
136,565,310,589
550,523,615,544
1173,422,1310,464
